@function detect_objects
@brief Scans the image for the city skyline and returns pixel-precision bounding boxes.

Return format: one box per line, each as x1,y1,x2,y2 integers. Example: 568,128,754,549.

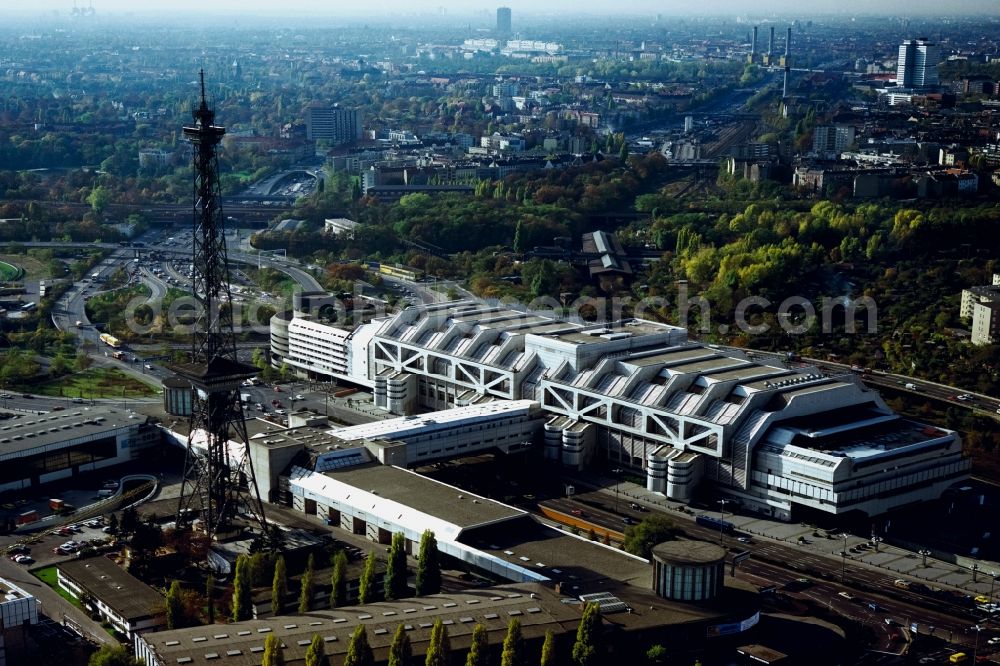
2,0,999,16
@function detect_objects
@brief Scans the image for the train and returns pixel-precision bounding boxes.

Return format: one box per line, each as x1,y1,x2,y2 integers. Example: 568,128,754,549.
696,514,736,533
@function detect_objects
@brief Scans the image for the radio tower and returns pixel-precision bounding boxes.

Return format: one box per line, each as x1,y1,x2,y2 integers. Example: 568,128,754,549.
174,71,267,541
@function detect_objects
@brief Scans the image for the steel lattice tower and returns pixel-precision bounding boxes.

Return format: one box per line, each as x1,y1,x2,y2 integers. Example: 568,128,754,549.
174,71,267,541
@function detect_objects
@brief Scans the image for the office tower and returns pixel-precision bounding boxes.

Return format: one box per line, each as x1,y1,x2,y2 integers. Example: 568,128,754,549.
306,104,362,144
812,125,856,154
496,6,512,34
896,38,940,88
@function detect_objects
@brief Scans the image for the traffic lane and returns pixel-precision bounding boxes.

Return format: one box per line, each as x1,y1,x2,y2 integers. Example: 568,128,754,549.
738,559,988,648
543,497,636,534
561,487,985,622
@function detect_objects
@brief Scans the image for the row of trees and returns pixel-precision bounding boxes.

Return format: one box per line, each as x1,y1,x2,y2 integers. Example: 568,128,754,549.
166,530,443,628
258,603,601,666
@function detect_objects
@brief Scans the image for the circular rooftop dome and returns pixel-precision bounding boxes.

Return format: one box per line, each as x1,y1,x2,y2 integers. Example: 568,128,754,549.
651,540,727,602
651,540,726,566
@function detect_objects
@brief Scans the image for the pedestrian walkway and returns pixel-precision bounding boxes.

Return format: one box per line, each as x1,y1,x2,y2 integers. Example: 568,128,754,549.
568,470,1000,598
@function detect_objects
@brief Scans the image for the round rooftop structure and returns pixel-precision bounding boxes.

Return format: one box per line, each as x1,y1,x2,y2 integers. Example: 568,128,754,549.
651,540,726,602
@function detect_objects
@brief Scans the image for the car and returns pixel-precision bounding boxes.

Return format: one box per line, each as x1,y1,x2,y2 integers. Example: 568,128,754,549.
275,409,286,415
14,556,33,564
838,591,854,601
102,526,113,533
975,595,990,604
884,617,896,626
868,602,880,611
629,502,647,512
622,517,634,525
274,386,282,392
570,509,584,516
51,405,65,411
294,394,305,401
737,536,751,543
144,364,153,370
988,637,1000,646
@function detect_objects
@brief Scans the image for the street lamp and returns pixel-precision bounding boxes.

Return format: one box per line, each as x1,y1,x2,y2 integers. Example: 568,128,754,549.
612,468,623,513
972,562,979,583
871,536,883,553
717,499,732,543
972,624,982,662
840,533,850,583
919,549,932,567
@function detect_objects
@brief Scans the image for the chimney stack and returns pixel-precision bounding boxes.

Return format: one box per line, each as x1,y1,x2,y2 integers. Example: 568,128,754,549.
785,26,791,57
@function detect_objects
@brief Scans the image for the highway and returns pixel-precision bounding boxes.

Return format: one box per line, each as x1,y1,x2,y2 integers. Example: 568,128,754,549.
735,347,1000,418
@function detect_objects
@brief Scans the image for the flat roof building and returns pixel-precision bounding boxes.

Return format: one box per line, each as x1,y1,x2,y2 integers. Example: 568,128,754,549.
0,407,160,495
271,300,968,522
0,576,38,666
58,556,166,639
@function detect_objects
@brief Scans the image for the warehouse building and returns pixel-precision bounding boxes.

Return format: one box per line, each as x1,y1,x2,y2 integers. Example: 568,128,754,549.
0,407,161,494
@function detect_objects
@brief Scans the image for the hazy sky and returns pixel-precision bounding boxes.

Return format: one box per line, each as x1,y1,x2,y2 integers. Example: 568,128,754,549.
4,0,999,16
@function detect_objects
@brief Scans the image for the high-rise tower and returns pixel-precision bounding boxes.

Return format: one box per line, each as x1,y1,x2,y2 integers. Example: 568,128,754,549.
896,38,939,89
496,6,512,34
174,72,267,541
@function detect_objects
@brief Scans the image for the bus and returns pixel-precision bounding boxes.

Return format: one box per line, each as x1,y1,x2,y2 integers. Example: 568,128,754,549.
99,333,122,349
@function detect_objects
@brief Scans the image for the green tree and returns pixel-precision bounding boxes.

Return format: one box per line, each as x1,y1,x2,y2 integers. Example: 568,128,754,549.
415,530,441,596
262,633,285,666
619,142,629,164
425,619,451,666
388,623,413,666
501,618,525,666
299,553,316,613
330,550,348,607
165,580,183,629
466,623,489,666
571,602,601,666
272,555,288,615
87,185,111,215
231,554,253,622
358,550,377,604
540,630,556,666
513,219,524,254
345,625,374,666
87,645,142,666
385,532,409,600
622,515,676,558
305,633,328,666
645,645,667,664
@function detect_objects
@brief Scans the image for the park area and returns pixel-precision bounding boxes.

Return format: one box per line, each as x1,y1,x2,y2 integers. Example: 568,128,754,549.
33,367,158,399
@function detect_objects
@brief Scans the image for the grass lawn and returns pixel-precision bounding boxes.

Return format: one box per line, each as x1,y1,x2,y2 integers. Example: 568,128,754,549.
0,259,22,281
33,566,86,611
32,367,159,399
0,253,54,280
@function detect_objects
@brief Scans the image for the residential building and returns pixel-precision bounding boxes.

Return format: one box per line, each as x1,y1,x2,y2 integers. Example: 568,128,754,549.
58,557,166,639
971,301,1000,345
812,125,856,156
306,104,362,145
896,39,939,89
963,278,1000,345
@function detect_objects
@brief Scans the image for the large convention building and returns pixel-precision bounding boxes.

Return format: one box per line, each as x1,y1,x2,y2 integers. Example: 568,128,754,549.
271,300,969,522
